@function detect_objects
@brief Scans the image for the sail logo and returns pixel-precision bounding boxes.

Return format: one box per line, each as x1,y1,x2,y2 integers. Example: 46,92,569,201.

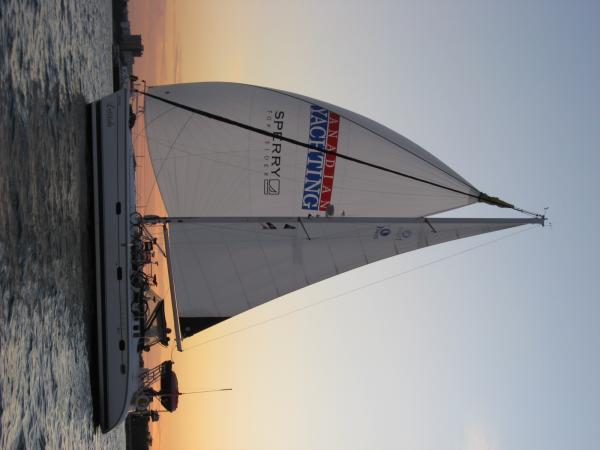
373,226,391,239
302,105,340,211
264,179,280,195
372,226,414,240
264,110,285,195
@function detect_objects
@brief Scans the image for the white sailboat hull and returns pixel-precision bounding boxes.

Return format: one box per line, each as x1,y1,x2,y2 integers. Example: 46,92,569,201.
90,89,140,432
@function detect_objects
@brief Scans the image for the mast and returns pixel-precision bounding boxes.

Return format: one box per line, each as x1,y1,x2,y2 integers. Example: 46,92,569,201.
145,216,545,226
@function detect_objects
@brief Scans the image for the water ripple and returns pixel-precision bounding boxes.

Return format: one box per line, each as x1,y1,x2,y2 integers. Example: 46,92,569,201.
0,0,124,448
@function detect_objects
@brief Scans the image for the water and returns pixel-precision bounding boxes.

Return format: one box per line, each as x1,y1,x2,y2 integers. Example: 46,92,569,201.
0,0,125,448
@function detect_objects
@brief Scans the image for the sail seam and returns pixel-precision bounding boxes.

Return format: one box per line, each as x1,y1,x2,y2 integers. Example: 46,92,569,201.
223,237,252,309
298,218,311,240
144,112,194,210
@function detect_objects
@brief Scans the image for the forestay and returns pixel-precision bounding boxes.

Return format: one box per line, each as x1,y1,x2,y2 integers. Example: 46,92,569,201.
144,83,481,219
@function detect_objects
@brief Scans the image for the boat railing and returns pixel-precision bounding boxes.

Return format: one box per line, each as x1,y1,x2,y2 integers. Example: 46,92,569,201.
129,213,172,353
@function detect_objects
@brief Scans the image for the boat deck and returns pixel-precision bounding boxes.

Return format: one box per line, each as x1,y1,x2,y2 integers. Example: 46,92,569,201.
90,89,140,432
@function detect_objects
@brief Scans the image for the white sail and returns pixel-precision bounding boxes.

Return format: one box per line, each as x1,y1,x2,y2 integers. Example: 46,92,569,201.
166,217,540,323
142,82,543,347
144,82,481,218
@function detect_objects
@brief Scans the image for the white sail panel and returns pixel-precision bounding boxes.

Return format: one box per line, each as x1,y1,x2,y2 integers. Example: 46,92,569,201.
166,217,540,318
145,83,480,218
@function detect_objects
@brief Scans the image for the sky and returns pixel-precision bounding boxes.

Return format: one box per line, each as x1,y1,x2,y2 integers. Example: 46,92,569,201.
129,1,600,449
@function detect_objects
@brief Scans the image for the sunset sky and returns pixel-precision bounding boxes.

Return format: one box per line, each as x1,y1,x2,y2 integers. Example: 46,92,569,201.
129,1,599,449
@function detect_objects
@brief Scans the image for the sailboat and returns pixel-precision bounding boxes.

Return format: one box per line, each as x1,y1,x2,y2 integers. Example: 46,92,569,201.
90,82,544,432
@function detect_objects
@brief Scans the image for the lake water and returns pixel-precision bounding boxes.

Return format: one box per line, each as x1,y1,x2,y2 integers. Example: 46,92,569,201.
0,0,125,448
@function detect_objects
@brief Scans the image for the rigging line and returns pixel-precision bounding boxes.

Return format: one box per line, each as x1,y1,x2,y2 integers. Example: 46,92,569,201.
179,389,233,395
137,90,544,218
132,103,177,146
183,225,539,353
143,112,195,208
140,134,464,199
139,132,466,199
